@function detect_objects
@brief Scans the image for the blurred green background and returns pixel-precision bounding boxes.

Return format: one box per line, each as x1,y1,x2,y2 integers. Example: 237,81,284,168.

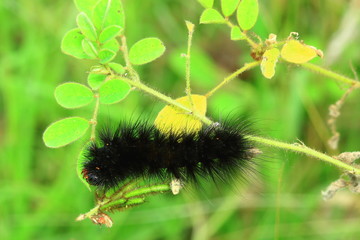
1,0,360,239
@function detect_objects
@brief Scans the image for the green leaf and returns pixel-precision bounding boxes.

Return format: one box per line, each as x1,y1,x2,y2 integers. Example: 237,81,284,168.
92,0,125,30
128,38,166,65
90,65,109,74
43,117,90,148
77,12,98,41
197,0,214,8
98,49,116,64
200,9,226,24
102,38,120,53
99,25,123,43
87,73,107,90
230,26,246,40
99,78,131,104
55,82,94,108
77,142,92,191
61,28,92,59
82,39,98,59
221,0,240,17
237,0,259,30
74,0,99,17
108,62,125,74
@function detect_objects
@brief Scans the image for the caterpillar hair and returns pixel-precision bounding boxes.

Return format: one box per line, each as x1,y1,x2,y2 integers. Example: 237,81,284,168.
82,118,259,190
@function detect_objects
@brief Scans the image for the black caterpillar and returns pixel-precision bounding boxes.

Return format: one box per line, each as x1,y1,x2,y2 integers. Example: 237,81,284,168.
82,119,257,190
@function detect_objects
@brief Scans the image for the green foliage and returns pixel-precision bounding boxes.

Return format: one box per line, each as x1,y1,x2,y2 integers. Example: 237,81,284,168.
98,78,131,104
43,117,90,148
108,62,125,74
61,28,92,59
230,26,246,40
199,9,226,24
87,73,107,90
197,0,214,9
98,49,116,63
221,0,240,17
237,0,259,30
76,12,98,41
128,38,166,65
74,0,99,16
92,0,125,30
81,39,98,58
55,82,94,108
99,25,123,43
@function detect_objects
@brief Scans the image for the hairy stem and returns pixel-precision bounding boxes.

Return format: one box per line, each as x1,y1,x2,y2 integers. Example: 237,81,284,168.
301,62,360,87
90,94,100,141
224,18,258,48
120,35,140,82
247,135,360,174
185,21,195,108
205,61,261,98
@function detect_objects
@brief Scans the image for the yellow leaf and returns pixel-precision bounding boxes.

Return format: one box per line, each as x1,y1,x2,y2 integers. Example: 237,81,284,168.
281,40,319,64
154,94,207,134
260,48,280,79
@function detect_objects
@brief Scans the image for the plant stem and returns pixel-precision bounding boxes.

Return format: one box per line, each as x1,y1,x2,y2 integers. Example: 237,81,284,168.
90,94,100,141
301,62,360,87
185,21,195,108
124,184,170,198
224,18,258,48
205,61,260,98
120,35,140,82
247,135,360,175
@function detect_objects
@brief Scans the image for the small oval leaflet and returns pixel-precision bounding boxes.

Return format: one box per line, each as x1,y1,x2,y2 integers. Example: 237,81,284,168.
154,94,207,134
102,38,120,53
81,39,98,59
76,12,97,42
99,25,123,43
200,9,226,24
108,62,125,74
99,78,131,104
61,28,92,59
237,0,259,31
221,0,240,17
43,117,90,148
281,39,319,64
197,0,214,8
129,38,166,65
74,0,99,17
98,49,116,64
87,73,107,90
231,26,246,40
55,82,94,108
260,48,280,79
92,0,125,30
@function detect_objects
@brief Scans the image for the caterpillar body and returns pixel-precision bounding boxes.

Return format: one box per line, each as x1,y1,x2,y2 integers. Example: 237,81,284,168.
82,119,257,190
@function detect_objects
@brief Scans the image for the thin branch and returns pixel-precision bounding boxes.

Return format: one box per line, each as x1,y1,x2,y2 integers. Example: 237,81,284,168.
247,135,360,175
90,93,100,141
301,62,360,87
205,61,261,98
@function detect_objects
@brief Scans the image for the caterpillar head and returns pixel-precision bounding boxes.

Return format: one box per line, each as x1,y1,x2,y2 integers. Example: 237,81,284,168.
82,167,101,186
